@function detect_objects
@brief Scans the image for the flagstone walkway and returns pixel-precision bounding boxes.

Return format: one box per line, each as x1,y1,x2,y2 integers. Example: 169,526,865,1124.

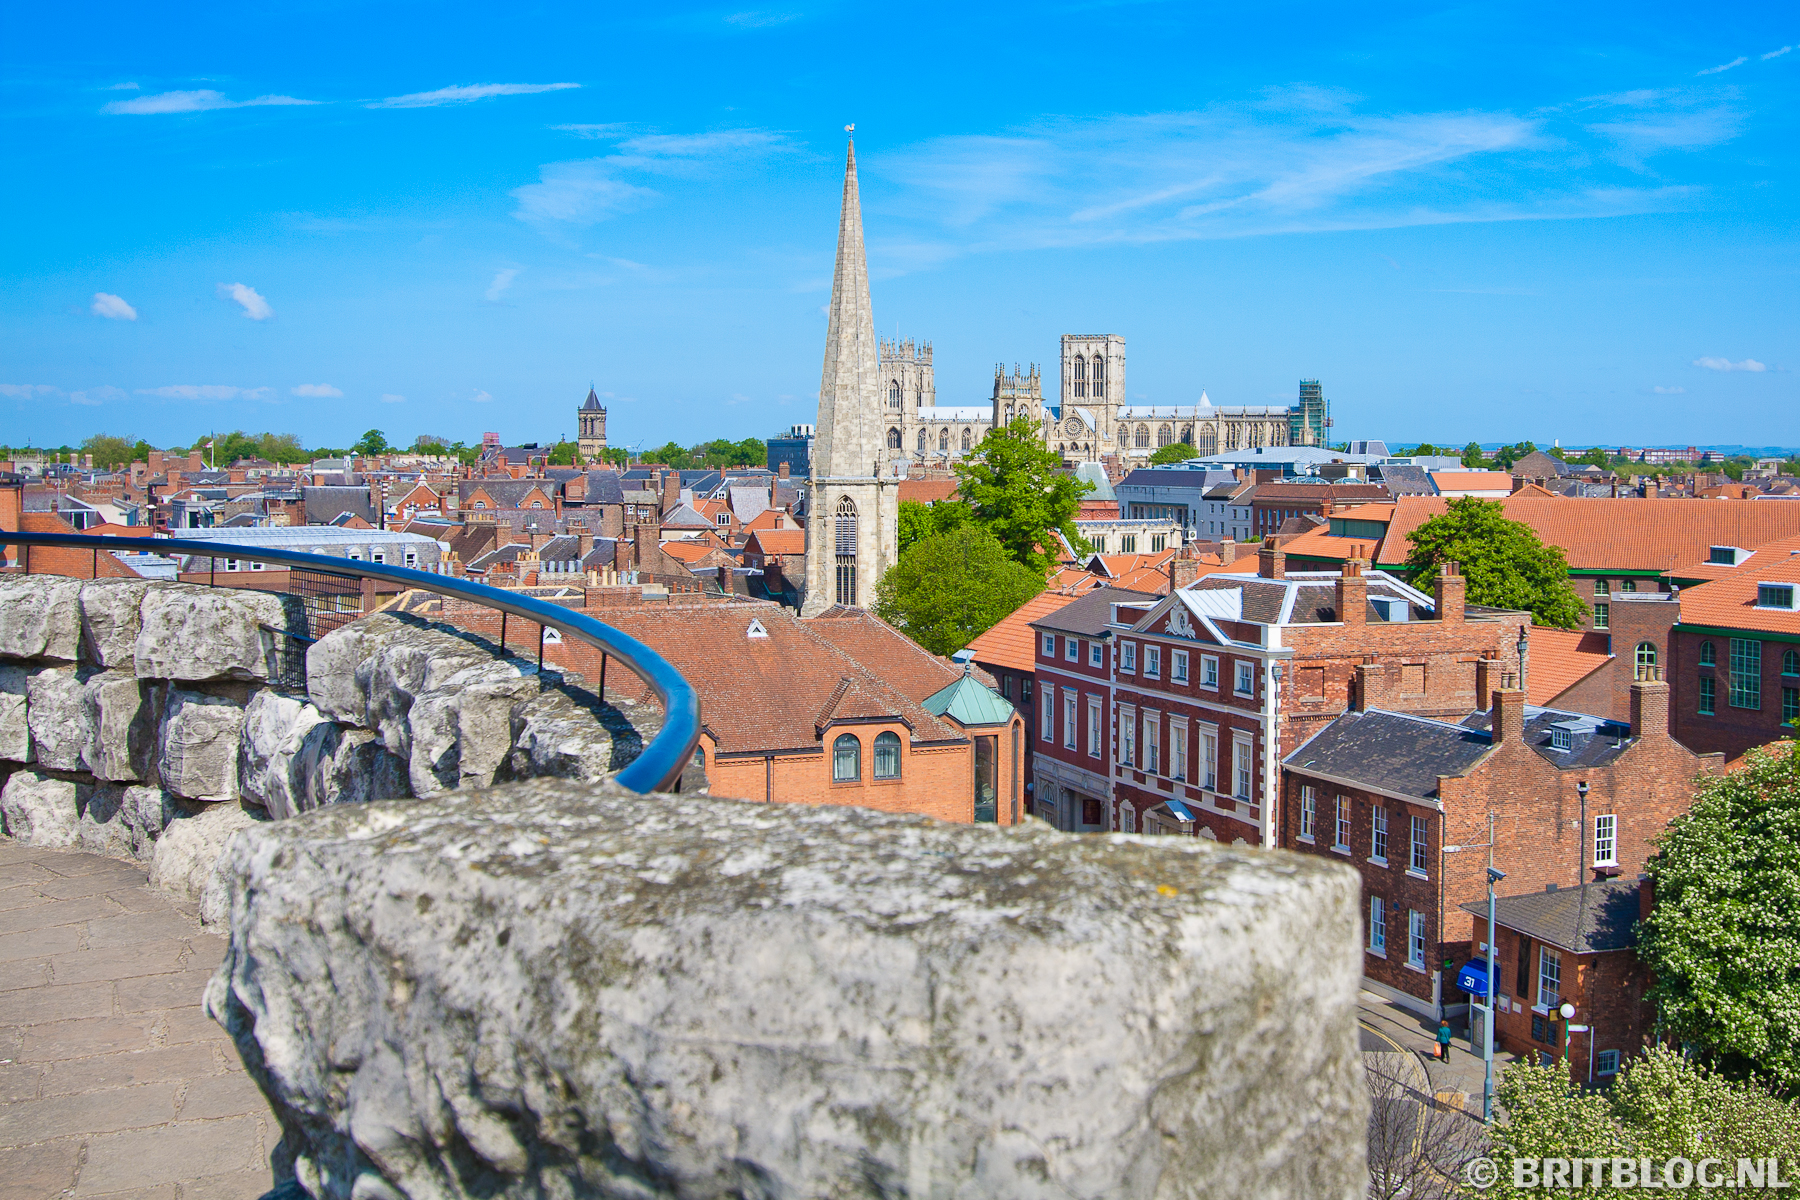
0,841,276,1200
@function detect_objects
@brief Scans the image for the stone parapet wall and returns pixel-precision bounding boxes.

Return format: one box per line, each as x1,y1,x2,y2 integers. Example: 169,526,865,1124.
209,778,1369,1199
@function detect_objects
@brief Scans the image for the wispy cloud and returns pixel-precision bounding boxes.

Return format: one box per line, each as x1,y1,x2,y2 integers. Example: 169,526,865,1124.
1765,46,1793,60
1653,385,1686,394
1694,357,1767,372
218,282,273,320
370,82,579,109
513,129,793,227
291,383,342,397
90,292,137,320
70,386,127,406
105,82,139,91
137,384,274,400
380,393,406,404
1697,56,1747,75
484,268,521,301
1581,89,1744,168
104,89,318,115
552,123,631,139
0,384,59,399
470,389,493,403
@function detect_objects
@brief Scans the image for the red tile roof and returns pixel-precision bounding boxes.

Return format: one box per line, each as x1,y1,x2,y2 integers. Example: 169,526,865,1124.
1676,536,1800,636
744,528,804,557
804,607,973,703
964,591,1080,672
1377,497,1800,574
1527,626,1613,706
897,479,960,505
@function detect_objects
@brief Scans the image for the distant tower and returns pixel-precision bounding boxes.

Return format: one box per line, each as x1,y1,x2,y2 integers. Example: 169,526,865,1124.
1291,379,1328,447
577,386,608,460
991,363,1044,432
801,138,901,617
1058,334,1126,460
878,336,934,462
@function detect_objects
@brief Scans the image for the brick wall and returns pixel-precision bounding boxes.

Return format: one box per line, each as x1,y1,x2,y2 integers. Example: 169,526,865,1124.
1486,924,1651,1085
1670,628,1800,759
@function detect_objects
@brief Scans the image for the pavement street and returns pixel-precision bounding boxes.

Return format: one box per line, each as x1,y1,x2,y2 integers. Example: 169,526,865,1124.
1359,988,1525,1117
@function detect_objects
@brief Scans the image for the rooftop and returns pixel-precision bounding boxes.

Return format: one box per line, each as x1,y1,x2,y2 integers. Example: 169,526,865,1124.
1525,625,1613,706
965,591,1080,672
1459,878,1643,954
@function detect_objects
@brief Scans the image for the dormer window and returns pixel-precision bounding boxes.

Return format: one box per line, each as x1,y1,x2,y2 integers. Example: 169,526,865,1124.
1757,583,1797,611
1550,728,1573,751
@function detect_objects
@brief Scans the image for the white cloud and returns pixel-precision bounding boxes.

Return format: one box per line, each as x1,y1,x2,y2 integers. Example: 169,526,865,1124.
1765,46,1793,60
136,384,274,400
551,123,630,139
512,129,791,227
218,282,273,320
1694,357,1767,372
1653,385,1687,394
90,292,137,320
0,384,58,399
380,393,406,404
484,268,520,301
291,383,343,397
370,82,579,109
106,82,140,91
70,391,104,406
69,385,128,406
104,89,318,115
1697,56,1747,75
470,389,493,403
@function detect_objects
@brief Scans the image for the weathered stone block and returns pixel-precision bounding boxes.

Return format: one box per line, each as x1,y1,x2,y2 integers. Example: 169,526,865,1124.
239,688,320,815
1,769,79,846
27,665,92,772
78,578,173,669
134,587,295,682
507,688,636,783
159,689,244,802
287,722,410,815
151,800,260,924
0,575,84,661
0,663,31,762
78,781,182,860
207,781,1368,1200
84,670,162,782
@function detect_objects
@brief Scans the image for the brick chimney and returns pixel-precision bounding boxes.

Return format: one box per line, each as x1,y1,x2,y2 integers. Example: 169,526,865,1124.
1474,654,1499,712
187,449,205,473
1352,658,1384,712
1219,538,1237,565
635,522,659,571
1434,561,1465,624
1336,558,1367,626
661,471,680,514
576,525,594,560
147,450,163,478
492,520,513,550
777,460,790,479
1629,672,1669,740
1257,544,1285,579
1492,688,1526,744
1169,552,1201,592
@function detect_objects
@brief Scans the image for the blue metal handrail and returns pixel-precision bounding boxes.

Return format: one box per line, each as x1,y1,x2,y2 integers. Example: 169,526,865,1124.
4,530,701,794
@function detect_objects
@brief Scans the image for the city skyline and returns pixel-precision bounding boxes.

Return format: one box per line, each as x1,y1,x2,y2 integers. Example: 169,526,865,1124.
2,2,1795,449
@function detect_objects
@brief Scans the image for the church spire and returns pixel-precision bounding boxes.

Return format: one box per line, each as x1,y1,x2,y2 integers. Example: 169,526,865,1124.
813,138,880,479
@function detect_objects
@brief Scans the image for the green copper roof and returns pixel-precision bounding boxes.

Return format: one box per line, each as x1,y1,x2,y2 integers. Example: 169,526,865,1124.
922,673,1015,727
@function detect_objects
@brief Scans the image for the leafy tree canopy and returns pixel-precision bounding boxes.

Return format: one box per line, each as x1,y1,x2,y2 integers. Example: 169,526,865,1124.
546,439,580,466
1482,1046,1800,1196
1640,742,1800,1088
595,446,632,467
1576,446,1612,468
352,429,391,457
1405,443,1442,457
79,433,137,470
1491,440,1539,470
1148,440,1196,466
954,418,1091,574
898,498,973,556
1403,496,1587,628
1461,440,1487,468
873,525,1044,657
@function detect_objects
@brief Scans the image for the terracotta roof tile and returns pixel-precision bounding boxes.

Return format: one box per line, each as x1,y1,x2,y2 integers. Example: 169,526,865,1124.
1677,536,1800,636
1526,625,1613,706
965,591,1080,672
897,478,960,505
1377,497,1800,573
803,608,970,704
744,528,805,556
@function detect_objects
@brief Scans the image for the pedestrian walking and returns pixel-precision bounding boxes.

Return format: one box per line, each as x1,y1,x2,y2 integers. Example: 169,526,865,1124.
1437,1018,1453,1063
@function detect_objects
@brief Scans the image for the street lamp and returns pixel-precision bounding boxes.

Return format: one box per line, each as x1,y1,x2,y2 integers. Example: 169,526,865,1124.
1484,866,1506,1124
1560,1001,1577,1068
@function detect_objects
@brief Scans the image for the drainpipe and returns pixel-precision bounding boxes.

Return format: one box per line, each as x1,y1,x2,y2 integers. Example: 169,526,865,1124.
1260,627,1286,849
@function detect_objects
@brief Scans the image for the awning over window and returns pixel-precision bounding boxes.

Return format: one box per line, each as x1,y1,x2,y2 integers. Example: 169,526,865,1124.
1163,799,1196,822
1456,959,1501,997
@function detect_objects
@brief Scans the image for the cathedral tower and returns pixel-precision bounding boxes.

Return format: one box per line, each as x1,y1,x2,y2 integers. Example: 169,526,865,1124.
576,386,607,461
801,138,901,616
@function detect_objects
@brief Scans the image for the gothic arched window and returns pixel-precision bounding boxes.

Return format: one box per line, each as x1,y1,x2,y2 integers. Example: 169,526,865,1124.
886,427,901,450
1156,424,1173,448
1135,424,1150,449
916,429,926,453
834,496,859,606
1073,357,1086,398
1091,356,1106,399
1180,424,1193,445
1635,642,1659,681
1198,427,1217,455
939,428,949,452
961,428,972,452
832,733,860,782
889,380,901,408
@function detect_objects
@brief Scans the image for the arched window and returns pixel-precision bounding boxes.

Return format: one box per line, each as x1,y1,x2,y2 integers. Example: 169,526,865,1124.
1784,649,1798,676
1135,424,1150,449
832,733,860,782
961,428,972,452
874,731,901,779
472,500,486,509
889,380,901,408
834,496,858,606
1072,356,1086,397
1156,424,1173,448
1699,640,1716,666
1180,424,1193,445
886,427,901,450
916,429,926,453
939,428,949,452
531,500,544,509
1091,356,1106,399
1635,642,1658,681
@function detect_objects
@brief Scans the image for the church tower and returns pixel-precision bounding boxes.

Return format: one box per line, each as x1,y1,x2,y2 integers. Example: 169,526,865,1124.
576,386,607,461
800,138,901,617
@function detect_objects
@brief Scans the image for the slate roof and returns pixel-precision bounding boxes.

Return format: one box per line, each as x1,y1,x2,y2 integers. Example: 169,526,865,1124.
303,486,374,525
660,502,711,528
1186,569,1438,625
1284,709,1494,800
1375,463,1433,496
965,591,1081,672
1459,879,1643,954
581,386,604,411
459,478,560,507
1459,705,1636,769
1031,586,1161,637
727,486,769,522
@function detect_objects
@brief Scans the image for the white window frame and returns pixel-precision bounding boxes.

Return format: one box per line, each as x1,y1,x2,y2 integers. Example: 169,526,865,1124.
1120,803,1136,833
1201,726,1218,791
1119,706,1137,767
1087,696,1101,759
1407,910,1426,970
1234,661,1254,697
404,550,419,569
1144,645,1161,679
1201,655,1219,689
1042,633,1055,657
1065,637,1080,663
1169,719,1187,782
1172,649,1189,683
1410,814,1429,876
1594,813,1617,866
1089,641,1103,667
1143,711,1160,776
1370,804,1389,866
1232,734,1253,800
1120,642,1136,673
1333,797,1351,853
1063,689,1078,750
1597,1049,1620,1076
1299,785,1316,842
1368,896,1387,956
1041,694,1054,741
1538,946,1562,1010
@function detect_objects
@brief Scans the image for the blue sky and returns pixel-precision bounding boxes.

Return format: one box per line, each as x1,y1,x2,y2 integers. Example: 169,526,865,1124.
2,1,1795,452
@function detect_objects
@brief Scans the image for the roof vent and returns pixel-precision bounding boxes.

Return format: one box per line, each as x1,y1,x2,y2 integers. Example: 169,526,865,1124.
1546,883,1558,892
745,618,768,639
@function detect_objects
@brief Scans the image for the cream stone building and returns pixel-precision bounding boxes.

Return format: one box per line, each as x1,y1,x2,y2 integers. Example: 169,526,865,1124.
576,386,608,461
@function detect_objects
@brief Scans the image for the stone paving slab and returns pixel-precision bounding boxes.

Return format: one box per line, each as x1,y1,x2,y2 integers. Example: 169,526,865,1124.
0,841,276,1200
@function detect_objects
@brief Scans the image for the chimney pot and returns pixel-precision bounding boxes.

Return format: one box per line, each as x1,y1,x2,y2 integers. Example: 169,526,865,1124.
1220,537,1237,565
1257,544,1285,579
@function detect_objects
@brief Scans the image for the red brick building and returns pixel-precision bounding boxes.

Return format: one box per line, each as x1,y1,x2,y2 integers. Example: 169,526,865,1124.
1669,534,1800,759
1249,479,1389,540
1280,680,1719,1018
1460,880,1652,1084
965,591,1079,796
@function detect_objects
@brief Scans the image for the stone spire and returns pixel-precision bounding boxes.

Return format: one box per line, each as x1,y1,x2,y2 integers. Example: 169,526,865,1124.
813,139,880,480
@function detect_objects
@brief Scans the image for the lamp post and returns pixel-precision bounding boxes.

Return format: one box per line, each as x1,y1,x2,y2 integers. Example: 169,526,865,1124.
1560,1001,1577,1070
1485,866,1505,1123
1576,780,1589,885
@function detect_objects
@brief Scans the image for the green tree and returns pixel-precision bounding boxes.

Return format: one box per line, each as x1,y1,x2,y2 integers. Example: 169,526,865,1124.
1639,741,1800,1088
1461,441,1487,468
258,433,308,463
1407,443,1441,457
643,441,694,470
898,499,973,556
873,526,1044,656
352,429,391,457
596,446,632,467
1576,446,1612,468
80,433,137,470
547,439,579,466
1148,441,1197,466
1492,440,1538,470
954,418,1091,574
1403,497,1587,628
1481,1047,1800,1197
